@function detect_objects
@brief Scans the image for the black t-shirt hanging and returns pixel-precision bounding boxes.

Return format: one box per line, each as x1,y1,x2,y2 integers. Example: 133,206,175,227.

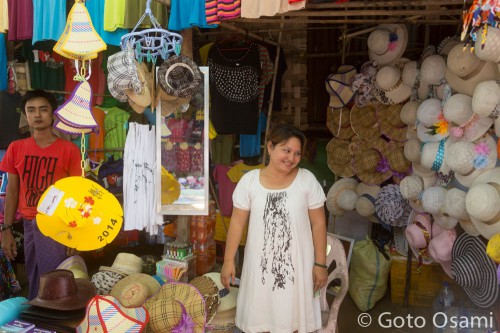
208,43,261,135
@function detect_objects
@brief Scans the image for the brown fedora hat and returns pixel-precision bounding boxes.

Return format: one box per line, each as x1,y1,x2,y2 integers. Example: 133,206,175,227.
27,269,96,311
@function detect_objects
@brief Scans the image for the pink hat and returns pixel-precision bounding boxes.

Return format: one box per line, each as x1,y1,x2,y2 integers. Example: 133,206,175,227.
428,223,457,278
405,210,433,265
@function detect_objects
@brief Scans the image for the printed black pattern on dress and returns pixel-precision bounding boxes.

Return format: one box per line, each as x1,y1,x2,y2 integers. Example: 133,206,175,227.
260,191,294,290
208,59,259,103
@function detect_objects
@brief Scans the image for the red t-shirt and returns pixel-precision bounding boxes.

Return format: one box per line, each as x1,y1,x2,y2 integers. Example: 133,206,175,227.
0,137,82,219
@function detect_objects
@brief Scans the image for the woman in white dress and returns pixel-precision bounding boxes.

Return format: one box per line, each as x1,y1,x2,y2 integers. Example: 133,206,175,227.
221,124,328,333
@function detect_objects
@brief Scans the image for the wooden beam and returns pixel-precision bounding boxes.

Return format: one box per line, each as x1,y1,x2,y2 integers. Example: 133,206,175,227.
306,0,471,9
234,18,461,24
274,9,462,17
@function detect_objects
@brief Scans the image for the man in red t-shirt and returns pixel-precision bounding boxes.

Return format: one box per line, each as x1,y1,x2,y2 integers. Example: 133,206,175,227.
0,90,81,300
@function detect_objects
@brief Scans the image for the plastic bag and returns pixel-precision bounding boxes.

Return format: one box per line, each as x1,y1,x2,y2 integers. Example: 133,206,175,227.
348,236,391,311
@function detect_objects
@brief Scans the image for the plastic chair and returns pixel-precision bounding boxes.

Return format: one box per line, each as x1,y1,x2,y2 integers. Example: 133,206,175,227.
317,233,349,333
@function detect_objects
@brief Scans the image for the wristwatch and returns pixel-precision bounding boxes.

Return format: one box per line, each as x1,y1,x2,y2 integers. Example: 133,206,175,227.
0,224,13,232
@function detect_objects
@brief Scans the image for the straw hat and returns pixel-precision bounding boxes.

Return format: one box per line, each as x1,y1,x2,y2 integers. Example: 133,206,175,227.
402,61,430,100
404,138,422,162
416,99,450,143
403,172,437,213
445,44,500,96
400,100,421,126
189,276,219,324
376,104,407,142
107,48,143,103
375,184,412,227
465,167,500,240
57,255,89,280
472,80,500,137
145,282,206,333
125,61,151,110
158,55,202,99
355,183,381,219
459,218,481,237
386,142,411,175
417,121,450,143
91,270,125,295
54,80,98,134
76,295,148,333
204,272,238,312
326,107,355,140
443,93,493,143
486,233,500,263
451,233,499,308
352,138,392,185
100,253,143,276
420,140,452,177
416,98,442,127
443,188,470,221
406,126,418,140
326,138,355,178
373,65,412,105
367,24,408,66
437,36,460,56
405,210,433,264
326,178,358,216
420,55,447,86
350,104,381,141
325,65,357,108
474,26,500,63
421,186,447,215
432,213,458,230
351,60,378,107
156,87,190,117
53,2,106,60
445,134,497,187
428,223,457,277
206,308,236,332
110,273,161,308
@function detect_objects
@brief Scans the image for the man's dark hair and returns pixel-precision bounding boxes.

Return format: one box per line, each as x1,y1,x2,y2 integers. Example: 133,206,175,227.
21,89,58,114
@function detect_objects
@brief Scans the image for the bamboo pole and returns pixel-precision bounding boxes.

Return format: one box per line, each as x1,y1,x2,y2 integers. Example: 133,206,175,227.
262,17,285,166
306,0,471,9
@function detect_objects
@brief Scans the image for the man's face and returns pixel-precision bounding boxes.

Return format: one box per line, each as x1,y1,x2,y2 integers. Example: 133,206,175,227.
25,97,53,131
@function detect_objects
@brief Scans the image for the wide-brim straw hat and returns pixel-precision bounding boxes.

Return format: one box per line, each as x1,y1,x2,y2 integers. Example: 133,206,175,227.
459,218,481,237
451,233,499,308
428,223,456,277
325,65,357,108
373,65,412,105
405,210,433,264
402,61,430,100
421,186,447,215
417,122,450,143
412,161,436,178
189,275,219,324
203,272,238,312
326,137,355,178
99,253,143,276
446,134,497,188
421,139,451,175
355,182,381,218
433,213,458,230
110,273,161,308
326,177,358,216
91,270,125,296
465,167,500,240
144,282,206,333
352,138,392,185
57,255,89,280
416,98,442,127
443,188,470,220
400,100,420,126
474,26,500,63
107,48,143,103
375,184,412,227
326,107,355,140
386,143,412,176
124,61,151,109
404,138,422,162
401,173,437,213
156,86,191,117
420,54,447,86
437,36,461,56
367,24,408,66
445,44,500,96
376,104,407,142
443,93,493,143
350,104,381,141
472,80,500,136
158,55,202,99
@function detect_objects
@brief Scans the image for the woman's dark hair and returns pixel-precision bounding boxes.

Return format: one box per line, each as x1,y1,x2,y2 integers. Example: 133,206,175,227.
21,89,58,114
267,123,306,152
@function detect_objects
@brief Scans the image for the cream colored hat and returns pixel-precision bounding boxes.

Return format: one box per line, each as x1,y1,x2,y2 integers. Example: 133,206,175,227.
99,253,143,276
374,65,412,105
443,93,493,143
399,174,436,213
400,100,421,126
367,24,408,66
355,183,381,218
465,167,500,239
445,44,500,96
412,161,436,178
404,138,422,162
433,213,458,230
445,134,497,187
402,61,430,100
416,98,450,143
474,26,500,63
326,178,358,216
417,98,442,127
406,126,418,140
421,55,447,86
421,140,451,175
444,188,470,221
421,186,447,215
472,80,500,137
437,36,460,56
459,218,481,237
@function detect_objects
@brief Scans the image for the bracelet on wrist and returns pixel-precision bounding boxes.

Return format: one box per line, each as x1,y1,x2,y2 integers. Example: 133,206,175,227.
314,262,327,269
0,224,13,232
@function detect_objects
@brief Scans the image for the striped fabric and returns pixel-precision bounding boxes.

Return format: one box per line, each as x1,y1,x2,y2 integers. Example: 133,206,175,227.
205,0,219,24
206,0,240,23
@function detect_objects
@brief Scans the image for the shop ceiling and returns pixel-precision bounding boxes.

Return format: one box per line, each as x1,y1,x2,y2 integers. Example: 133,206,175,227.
199,0,470,54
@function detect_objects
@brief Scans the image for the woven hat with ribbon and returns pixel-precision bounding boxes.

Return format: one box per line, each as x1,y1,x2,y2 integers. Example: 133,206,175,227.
405,210,433,268
158,55,202,99
107,47,143,103
326,107,355,140
386,143,412,183
472,80,500,137
402,60,430,101
420,55,447,87
443,188,471,222
400,100,420,127
110,273,161,308
53,0,106,60
326,177,358,216
355,182,381,220
375,184,412,228
474,25,500,63
352,138,392,185
376,104,407,142
373,65,412,105
326,137,355,178
451,232,499,308
367,24,408,67
325,65,357,109
350,104,381,141
189,275,219,324
428,223,457,278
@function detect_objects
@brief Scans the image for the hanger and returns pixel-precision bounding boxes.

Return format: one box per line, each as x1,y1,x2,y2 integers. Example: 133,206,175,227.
217,32,251,52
